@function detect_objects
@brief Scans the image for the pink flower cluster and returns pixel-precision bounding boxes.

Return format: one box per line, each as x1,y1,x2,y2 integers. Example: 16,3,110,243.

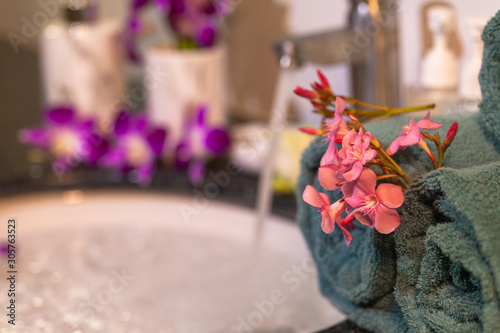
298,71,458,246
303,97,404,246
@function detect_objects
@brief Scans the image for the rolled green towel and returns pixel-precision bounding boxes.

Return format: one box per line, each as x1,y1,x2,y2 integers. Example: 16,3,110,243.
479,10,500,140
395,162,500,333
296,136,409,333
395,12,500,333
296,10,500,333
296,114,500,332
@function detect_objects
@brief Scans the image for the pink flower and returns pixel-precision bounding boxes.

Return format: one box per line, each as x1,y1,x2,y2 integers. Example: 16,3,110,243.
387,111,442,156
318,97,350,167
341,168,404,234
302,185,353,245
337,129,377,181
323,97,349,143
298,98,348,145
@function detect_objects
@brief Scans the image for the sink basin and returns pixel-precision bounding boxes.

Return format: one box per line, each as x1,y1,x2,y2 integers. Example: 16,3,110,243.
0,190,345,332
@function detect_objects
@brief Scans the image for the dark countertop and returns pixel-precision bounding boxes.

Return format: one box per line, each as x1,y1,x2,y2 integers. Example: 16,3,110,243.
0,41,372,333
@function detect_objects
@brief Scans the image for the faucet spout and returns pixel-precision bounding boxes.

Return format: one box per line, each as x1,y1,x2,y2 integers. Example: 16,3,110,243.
274,0,401,107
274,29,366,67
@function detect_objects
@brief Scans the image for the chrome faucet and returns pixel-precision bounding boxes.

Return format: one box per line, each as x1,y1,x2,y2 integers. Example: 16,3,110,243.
274,0,401,107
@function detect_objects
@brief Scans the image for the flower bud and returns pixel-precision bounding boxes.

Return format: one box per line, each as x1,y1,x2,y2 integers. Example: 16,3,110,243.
299,127,323,135
293,86,316,99
442,122,458,151
317,70,331,90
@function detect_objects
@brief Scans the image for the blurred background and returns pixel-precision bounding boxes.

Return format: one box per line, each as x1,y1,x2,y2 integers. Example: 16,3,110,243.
0,0,499,187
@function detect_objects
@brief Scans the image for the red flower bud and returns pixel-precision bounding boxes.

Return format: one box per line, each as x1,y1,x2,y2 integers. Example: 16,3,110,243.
299,127,323,135
316,70,331,90
293,86,316,99
311,82,323,91
442,122,458,151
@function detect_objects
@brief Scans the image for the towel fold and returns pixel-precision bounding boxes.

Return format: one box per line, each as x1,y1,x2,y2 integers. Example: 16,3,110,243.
395,162,500,333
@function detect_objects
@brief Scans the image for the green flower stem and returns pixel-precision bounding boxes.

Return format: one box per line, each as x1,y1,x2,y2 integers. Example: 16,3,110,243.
371,140,411,184
421,132,443,169
377,174,401,181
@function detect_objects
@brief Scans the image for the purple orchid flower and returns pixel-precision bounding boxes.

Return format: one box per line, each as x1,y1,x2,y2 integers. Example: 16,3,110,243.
102,111,167,185
125,0,228,61
175,105,230,184
125,0,172,62
19,107,108,173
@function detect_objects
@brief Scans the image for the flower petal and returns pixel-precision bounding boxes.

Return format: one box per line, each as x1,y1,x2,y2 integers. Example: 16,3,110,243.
342,129,356,148
355,167,377,194
318,165,343,190
341,181,355,199
321,209,335,234
354,213,373,227
19,127,50,148
45,107,75,125
205,128,230,155
335,97,346,114
417,119,442,130
147,128,166,156
338,224,353,246
319,193,331,206
114,111,130,136
374,205,401,234
320,141,338,166
345,185,369,208
101,147,127,168
196,21,217,47
376,183,404,209
303,185,326,208
399,127,421,147
387,137,402,156
362,149,377,164
343,161,363,181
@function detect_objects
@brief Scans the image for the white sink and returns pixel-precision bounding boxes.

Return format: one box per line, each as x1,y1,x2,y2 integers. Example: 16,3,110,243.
0,190,345,333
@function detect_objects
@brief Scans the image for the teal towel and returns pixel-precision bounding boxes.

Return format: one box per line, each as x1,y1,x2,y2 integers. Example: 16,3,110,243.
394,13,500,332
297,137,409,333
296,117,500,332
479,10,500,141
395,163,500,333
296,11,500,332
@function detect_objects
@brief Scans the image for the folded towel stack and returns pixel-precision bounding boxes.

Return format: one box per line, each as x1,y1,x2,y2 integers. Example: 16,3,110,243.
395,163,500,333
296,10,500,333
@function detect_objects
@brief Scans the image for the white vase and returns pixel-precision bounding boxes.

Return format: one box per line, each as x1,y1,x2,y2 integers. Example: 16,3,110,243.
144,44,228,147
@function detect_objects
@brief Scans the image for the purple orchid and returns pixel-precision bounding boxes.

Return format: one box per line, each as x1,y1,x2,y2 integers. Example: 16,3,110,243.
175,105,230,184
101,111,167,185
19,107,108,173
126,0,229,61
